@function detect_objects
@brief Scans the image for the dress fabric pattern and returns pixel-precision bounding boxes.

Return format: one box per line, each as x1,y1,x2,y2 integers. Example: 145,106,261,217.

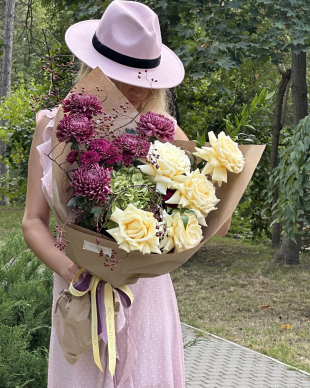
37,110,185,388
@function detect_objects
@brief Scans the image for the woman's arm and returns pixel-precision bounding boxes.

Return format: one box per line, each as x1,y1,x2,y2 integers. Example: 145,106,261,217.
22,116,80,286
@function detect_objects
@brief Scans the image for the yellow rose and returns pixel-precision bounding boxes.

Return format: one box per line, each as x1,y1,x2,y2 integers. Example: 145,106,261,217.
166,169,219,226
106,204,161,254
194,131,245,186
138,140,191,194
160,211,203,253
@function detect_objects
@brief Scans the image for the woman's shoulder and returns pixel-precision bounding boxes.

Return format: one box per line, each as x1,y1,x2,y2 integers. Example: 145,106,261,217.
36,107,58,123
160,112,188,141
35,108,58,143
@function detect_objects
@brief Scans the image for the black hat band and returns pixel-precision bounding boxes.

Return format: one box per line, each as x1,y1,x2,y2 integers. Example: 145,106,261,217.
92,33,161,69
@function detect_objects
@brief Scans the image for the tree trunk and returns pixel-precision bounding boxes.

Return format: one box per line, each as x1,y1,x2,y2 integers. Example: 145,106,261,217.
1,0,15,98
273,234,301,264
0,0,15,205
273,46,308,264
291,50,308,128
270,68,291,248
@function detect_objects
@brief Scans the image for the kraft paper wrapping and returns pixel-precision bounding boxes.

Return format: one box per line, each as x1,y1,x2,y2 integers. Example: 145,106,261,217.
53,290,92,365
51,68,265,288
53,286,121,366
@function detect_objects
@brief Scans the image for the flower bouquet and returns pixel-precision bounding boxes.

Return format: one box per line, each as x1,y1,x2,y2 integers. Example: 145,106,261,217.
50,67,265,374
51,68,264,287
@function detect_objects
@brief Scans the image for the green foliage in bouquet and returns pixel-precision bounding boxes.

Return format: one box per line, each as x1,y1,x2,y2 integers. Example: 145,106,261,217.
68,166,160,231
223,88,274,142
170,207,198,231
110,166,159,213
192,88,273,148
0,230,53,387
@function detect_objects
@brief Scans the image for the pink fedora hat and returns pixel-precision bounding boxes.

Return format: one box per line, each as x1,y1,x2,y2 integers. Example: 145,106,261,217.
65,1,185,89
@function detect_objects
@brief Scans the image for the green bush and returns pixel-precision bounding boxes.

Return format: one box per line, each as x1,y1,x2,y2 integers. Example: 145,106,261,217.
0,78,44,204
269,115,310,243
0,230,53,388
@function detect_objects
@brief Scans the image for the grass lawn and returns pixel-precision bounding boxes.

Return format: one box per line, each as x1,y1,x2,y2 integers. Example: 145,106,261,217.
0,205,25,245
171,236,310,373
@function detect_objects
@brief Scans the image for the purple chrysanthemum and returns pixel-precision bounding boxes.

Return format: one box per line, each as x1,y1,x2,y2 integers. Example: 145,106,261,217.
62,93,103,118
121,151,134,166
113,134,137,165
112,133,151,165
80,150,101,165
135,138,150,158
69,164,112,203
103,145,123,165
56,114,94,144
88,139,111,155
88,139,122,165
66,150,79,165
137,112,176,143
113,133,137,152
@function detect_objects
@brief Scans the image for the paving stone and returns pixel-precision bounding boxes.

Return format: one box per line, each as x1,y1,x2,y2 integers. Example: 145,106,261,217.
182,323,310,388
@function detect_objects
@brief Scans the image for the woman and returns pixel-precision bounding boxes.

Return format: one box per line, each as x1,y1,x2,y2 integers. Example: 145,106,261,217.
23,2,188,387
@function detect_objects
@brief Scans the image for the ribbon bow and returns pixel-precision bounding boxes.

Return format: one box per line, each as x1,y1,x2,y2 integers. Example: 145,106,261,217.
69,268,134,376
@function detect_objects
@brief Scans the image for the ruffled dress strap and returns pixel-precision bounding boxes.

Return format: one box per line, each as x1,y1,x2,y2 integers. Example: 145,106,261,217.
36,108,58,206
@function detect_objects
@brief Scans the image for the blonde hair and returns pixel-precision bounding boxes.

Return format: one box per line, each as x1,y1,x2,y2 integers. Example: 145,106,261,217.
76,63,174,117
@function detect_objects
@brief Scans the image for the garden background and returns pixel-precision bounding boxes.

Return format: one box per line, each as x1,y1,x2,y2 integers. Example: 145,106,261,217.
1,0,310,387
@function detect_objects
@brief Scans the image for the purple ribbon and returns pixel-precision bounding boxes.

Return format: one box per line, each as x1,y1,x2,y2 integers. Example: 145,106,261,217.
73,271,132,344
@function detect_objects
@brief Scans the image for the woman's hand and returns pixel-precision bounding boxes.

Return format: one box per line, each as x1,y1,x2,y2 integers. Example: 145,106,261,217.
61,261,81,286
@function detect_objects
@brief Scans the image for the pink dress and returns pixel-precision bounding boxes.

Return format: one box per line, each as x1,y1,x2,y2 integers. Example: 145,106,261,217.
36,110,185,388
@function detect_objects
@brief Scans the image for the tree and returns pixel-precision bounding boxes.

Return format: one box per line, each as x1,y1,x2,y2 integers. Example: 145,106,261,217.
269,113,310,264
273,46,308,264
0,0,15,205
270,67,291,248
0,0,15,98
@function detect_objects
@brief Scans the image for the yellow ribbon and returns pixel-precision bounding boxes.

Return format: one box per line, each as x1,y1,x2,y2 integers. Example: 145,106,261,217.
69,268,134,376
104,283,116,375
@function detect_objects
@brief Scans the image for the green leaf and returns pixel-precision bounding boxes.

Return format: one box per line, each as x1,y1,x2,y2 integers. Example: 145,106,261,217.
67,196,85,207
201,132,206,146
191,72,204,79
266,92,275,100
182,214,189,230
196,132,206,148
241,105,247,117
185,209,198,218
71,142,79,150
90,206,103,219
257,88,266,104
214,82,232,95
223,118,234,133
250,95,258,110
106,220,119,229
229,127,240,138
172,208,180,216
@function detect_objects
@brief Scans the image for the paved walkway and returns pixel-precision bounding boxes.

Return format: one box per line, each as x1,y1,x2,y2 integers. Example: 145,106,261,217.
181,323,310,388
